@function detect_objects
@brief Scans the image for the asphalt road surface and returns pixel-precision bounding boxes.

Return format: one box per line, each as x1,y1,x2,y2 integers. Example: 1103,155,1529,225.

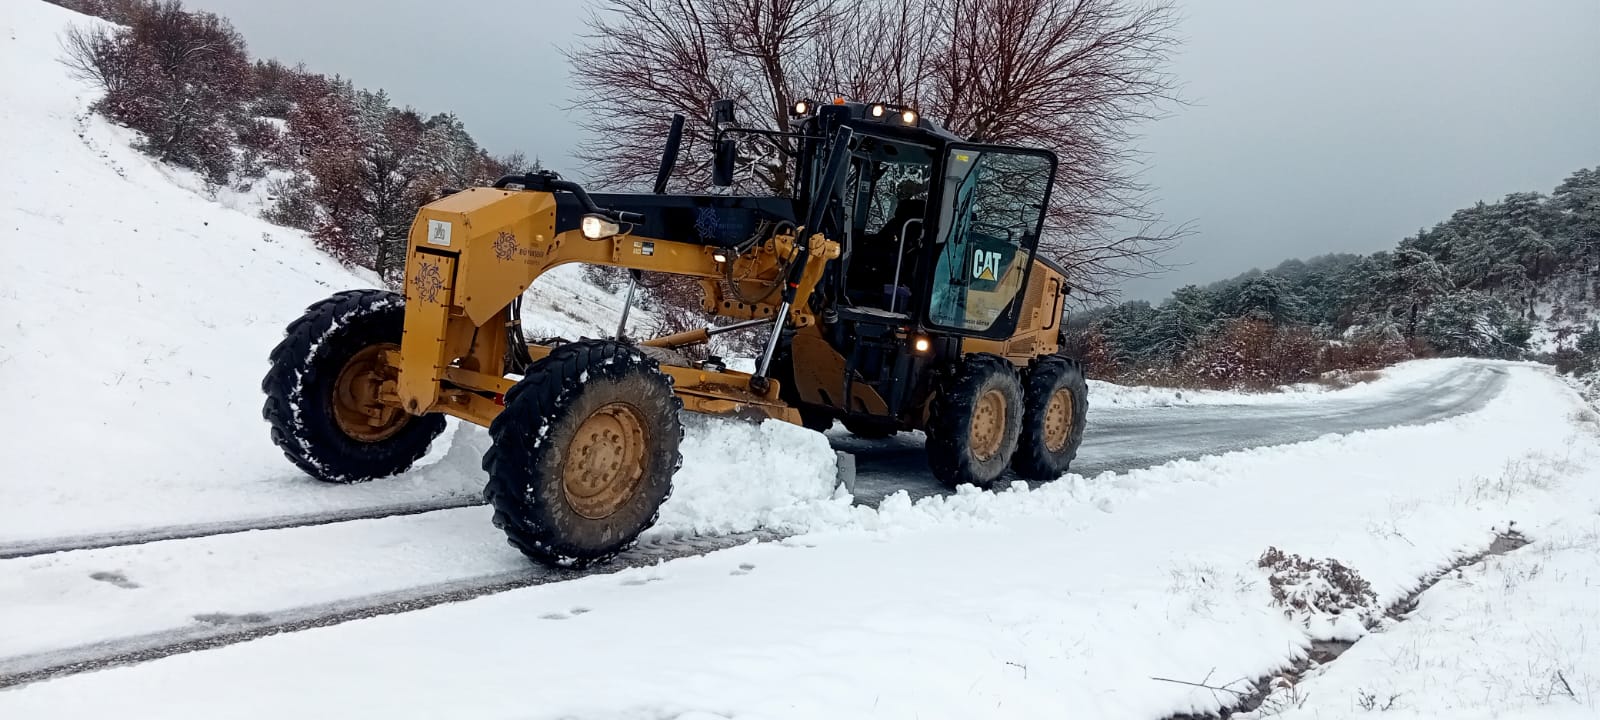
835,363,1510,505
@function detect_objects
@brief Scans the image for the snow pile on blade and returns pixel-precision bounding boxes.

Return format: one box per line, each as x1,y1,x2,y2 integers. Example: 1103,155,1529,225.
656,417,850,536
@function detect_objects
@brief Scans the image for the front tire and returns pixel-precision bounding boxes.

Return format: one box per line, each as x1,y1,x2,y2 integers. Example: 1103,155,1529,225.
483,340,683,567
925,354,1023,489
262,290,446,483
1012,356,1088,480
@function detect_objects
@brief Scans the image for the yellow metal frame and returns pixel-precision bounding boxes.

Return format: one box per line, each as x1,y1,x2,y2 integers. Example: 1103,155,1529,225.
387,187,838,428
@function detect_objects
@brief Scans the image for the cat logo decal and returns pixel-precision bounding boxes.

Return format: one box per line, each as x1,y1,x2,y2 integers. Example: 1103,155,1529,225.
973,249,1002,282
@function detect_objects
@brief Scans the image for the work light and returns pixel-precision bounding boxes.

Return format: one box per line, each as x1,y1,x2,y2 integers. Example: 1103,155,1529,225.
581,214,620,240
901,109,918,125
791,99,811,116
870,103,887,118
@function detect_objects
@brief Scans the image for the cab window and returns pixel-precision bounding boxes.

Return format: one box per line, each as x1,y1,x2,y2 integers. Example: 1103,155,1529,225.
927,147,1054,332
843,140,933,310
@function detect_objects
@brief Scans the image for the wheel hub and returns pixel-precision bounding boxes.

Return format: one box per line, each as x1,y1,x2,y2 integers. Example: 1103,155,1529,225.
1043,388,1074,453
969,389,1007,461
331,343,409,442
563,403,650,520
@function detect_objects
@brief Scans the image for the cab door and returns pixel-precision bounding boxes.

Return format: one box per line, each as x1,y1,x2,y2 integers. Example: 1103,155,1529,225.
919,144,1058,340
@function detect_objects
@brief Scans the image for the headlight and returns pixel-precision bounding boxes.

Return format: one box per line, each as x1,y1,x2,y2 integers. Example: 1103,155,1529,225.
581,214,620,240
901,109,918,125
791,99,811,116
869,103,887,118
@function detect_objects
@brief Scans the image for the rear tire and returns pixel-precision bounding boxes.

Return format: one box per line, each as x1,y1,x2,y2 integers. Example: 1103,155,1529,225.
925,354,1023,489
482,339,683,568
262,290,446,483
1012,356,1089,481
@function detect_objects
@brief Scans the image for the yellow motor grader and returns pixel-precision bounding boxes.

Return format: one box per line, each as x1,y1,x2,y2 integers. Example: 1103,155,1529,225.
263,99,1089,567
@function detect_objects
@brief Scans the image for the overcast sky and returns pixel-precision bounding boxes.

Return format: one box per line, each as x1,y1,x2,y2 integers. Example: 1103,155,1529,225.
183,0,1600,301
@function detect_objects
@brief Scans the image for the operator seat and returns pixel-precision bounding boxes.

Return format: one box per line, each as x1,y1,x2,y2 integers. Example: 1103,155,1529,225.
851,198,926,311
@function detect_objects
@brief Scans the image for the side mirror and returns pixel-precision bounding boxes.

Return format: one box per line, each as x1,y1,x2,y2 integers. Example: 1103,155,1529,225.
710,99,736,128
653,114,685,194
709,99,738,188
712,138,736,187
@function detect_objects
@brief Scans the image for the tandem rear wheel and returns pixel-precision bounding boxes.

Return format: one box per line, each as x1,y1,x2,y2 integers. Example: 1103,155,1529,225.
924,353,1088,489
1012,356,1088,481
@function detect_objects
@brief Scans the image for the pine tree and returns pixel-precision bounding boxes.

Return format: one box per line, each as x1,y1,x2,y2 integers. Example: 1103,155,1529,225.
1147,286,1213,363
1391,246,1454,337
1552,168,1600,273
1225,274,1305,324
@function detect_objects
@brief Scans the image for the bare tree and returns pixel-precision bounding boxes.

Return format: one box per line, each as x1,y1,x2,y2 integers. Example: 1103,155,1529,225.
59,0,251,182
566,0,1184,297
59,24,130,97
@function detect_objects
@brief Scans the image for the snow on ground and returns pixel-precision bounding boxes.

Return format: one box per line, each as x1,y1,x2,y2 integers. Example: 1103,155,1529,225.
1570,369,1600,405
4,365,1597,719
0,0,668,545
0,419,838,661
1248,516,1600,719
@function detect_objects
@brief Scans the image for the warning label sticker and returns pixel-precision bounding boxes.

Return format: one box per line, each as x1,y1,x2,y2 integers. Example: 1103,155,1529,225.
426,220,452,247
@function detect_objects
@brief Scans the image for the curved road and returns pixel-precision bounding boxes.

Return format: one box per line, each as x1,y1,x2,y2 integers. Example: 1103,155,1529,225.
836,362,1509,505
0,362,1510,688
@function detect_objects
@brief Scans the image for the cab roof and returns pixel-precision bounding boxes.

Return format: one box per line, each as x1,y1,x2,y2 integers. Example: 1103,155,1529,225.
800,101,965,146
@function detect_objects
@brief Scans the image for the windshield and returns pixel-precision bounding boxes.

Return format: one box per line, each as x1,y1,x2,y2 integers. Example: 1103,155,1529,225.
926,147,1054,333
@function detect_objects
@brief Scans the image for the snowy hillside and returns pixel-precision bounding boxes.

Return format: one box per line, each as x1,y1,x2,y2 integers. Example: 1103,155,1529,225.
0,0,666,545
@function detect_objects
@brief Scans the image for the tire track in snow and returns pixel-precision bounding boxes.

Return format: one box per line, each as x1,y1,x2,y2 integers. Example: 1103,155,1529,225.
0,531,770,689
0,495,487,560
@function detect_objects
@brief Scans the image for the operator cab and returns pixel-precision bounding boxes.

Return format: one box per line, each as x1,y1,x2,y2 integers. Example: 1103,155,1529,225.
721,99,1057,421
780,102,1056,342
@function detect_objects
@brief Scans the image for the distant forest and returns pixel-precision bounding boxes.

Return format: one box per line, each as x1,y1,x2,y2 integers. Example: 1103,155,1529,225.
1067,168,1600,387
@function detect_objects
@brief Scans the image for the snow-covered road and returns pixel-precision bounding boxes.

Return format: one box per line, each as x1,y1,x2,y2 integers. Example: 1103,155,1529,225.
3,362,1596,720
0,360,1509,686
842,360,1509,504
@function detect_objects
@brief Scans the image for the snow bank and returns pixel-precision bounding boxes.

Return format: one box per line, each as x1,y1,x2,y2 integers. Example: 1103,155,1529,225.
6,365,1596,720
1251,514,1600,719
1090,357,1478,407
655,417,847,536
